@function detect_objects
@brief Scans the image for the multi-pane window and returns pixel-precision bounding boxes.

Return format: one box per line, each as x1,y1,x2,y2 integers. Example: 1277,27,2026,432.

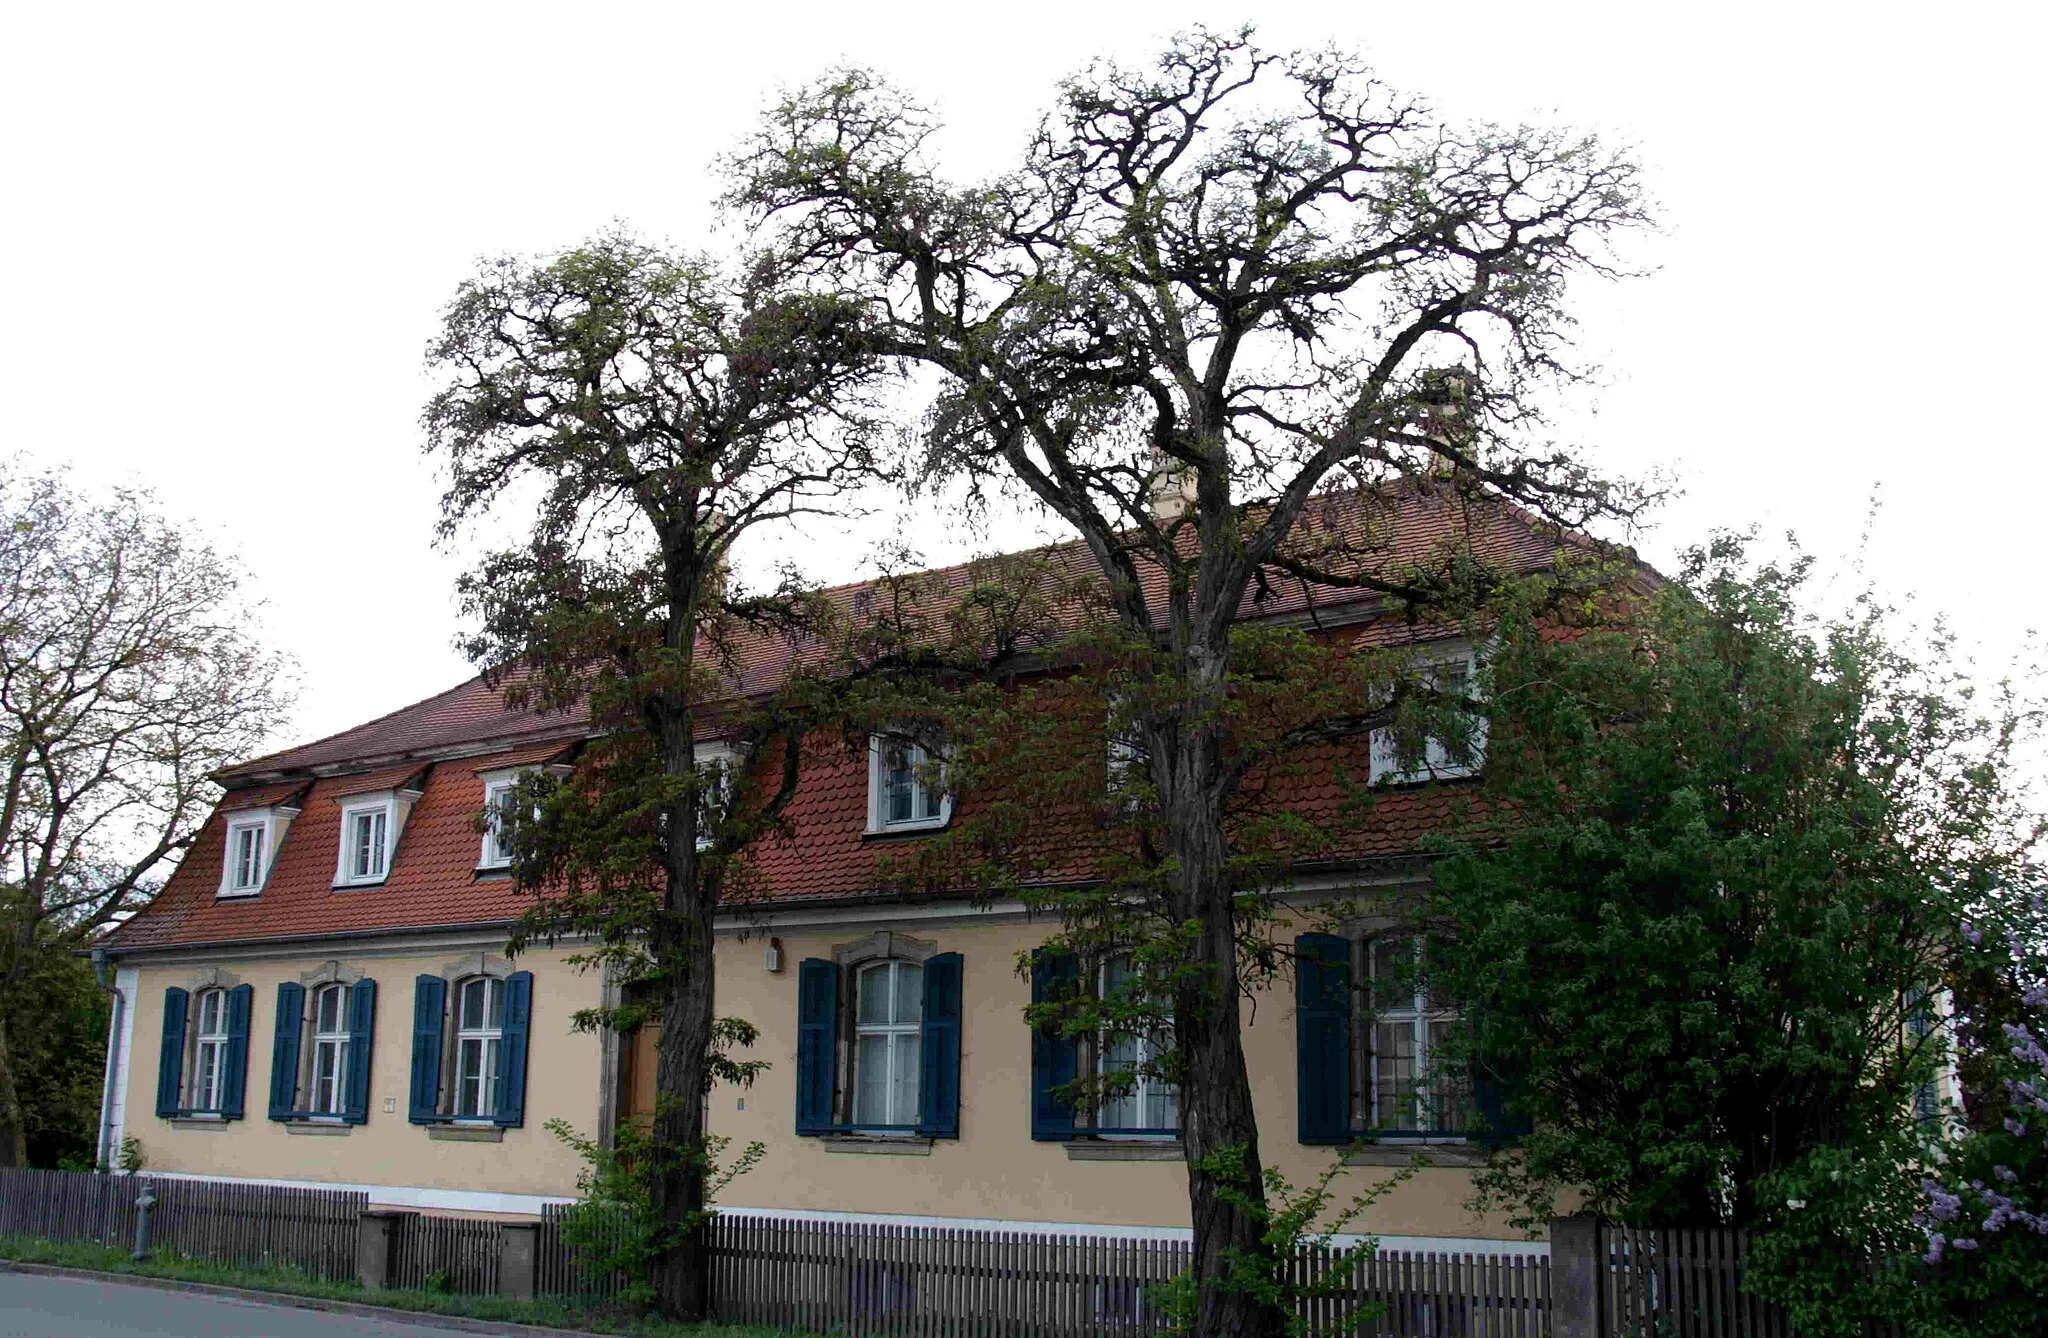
189,988,230,1111
227,823,266,893
308,984,351,1116
342,805,388,883
1097,957,1177,1133
873,738,946,830
1357,936,1469,1134
853,960,923,1126
454,976,504,1119
481,780,519,867
1368,656,1486,784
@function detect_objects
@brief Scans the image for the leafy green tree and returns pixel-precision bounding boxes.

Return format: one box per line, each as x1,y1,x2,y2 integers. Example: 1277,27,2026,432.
1427,537,2042,1233
0,465,289,1168
423,229,887,1320
728,29,1650,1334
5,949,110,1168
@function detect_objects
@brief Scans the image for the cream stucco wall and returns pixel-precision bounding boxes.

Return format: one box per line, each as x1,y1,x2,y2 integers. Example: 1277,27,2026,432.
708,910,1520,1242
120,940,605,1205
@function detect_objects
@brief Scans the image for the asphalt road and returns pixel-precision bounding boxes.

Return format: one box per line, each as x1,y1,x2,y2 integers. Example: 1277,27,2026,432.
0,1272,474,1338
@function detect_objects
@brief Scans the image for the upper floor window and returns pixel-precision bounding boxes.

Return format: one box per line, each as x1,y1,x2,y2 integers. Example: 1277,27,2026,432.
454,975,506,1119
1368,651,1486,785
867,735,950,833
216,800,298,899
226,822,266,893
479,776,522,869
189,988,231,1113
336,799,392,886
853,960,923,1127
695,743,737,850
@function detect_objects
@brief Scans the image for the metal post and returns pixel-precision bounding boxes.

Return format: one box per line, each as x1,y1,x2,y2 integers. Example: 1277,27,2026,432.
131,1185,156,1262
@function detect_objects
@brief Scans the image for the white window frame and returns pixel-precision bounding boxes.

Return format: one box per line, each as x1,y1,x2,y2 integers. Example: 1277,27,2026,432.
1094,956,1178,1137
333,791,410,888
307,982,351,1117
1368,645,1487,785
850,959,924,1128
694,742,737,850
477,768,533,870
1357,935,1470,1138
187,987,230,1113
452,975,504,1121
216,804,295,899
866,734,951,834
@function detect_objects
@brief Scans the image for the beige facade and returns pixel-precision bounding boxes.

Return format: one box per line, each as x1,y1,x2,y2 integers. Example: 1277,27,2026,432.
117,936,607,1208
707,907,1520,1243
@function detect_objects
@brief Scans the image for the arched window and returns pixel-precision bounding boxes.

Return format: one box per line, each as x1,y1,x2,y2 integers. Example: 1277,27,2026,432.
853,960,923,1127
454,976,505,1118
188,988,230,1112
308,983,351,1115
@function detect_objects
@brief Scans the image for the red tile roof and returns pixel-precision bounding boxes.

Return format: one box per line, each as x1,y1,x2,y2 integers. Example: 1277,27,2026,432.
110,482,1608,952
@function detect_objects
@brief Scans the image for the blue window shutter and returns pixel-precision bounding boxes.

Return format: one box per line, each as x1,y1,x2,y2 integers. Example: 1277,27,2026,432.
1296,934,1351,1144
495,971,533,1128
343,978,377,1125
219,984,254,1120
268,982,306,1121
918,952,963,1139
1029,951,1077,1141
408,975,446,1124
1471,1013,1532,1147
795,958,838,1135
155,988,189,1119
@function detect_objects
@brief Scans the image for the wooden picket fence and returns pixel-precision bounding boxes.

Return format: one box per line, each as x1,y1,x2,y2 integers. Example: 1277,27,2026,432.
704,1214,1550,1337
538,1200,632,1302
0,1168,363,1281
393,1210,502,1295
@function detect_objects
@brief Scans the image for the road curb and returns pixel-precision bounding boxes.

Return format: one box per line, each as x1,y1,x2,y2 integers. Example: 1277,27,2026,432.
0,1260,616,1337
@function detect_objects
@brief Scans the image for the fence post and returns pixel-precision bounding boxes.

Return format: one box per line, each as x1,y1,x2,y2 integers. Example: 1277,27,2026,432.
1550,1216,1603,1338
356,1210,409,1290
499,1222,538,1300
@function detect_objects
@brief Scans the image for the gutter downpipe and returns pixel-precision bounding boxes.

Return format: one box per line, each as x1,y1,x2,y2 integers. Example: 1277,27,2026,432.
90,946,123,1172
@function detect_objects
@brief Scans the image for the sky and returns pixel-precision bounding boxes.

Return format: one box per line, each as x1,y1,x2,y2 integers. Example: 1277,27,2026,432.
2,1,2041,755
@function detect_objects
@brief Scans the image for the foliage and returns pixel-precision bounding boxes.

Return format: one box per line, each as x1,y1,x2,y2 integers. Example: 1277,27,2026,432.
0,1234,791,1336
1428,536,2042,1231
423,228,886,1319
548,1112,766,1310
1153,1146,1417,1338
0,463,290,1167
2,950,108,1168
729,29,1651,1336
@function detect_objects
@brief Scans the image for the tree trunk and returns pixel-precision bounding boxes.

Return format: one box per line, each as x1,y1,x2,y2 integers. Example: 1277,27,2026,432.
0,1008,26,1168
648,897,716,1319
1166,736,1289,1338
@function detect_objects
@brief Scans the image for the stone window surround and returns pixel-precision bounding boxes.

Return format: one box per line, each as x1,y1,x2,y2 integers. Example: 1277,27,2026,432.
433,952,515,1124
828,930,940,1134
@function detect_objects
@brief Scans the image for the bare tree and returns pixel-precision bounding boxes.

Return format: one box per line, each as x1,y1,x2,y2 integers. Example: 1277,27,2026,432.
0,466,290,1167
423,229,889,1319
729,29,1651,1335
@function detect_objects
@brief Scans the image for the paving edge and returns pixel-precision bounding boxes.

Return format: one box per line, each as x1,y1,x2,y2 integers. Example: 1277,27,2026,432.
0,1260,614,1337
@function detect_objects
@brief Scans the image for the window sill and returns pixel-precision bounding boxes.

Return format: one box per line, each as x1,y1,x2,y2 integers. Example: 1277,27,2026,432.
168,1116,230,1130
861,821,950,841
1342,1141,1485,1167
214,889,262,901
1064,1138,1184,1162
472,864,512,879
819,1134,933,1156
285,1121,353,1137
331,878,390,891
426,1122,507,1142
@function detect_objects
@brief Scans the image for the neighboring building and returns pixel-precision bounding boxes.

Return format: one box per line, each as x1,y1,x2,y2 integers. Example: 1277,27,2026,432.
96,484,1578,1246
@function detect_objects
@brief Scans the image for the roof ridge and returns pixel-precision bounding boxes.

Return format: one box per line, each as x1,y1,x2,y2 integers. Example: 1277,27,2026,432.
217,670,504,784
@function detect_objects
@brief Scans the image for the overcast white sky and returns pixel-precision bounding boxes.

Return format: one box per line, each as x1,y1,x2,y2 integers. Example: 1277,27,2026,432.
3,1,2041,753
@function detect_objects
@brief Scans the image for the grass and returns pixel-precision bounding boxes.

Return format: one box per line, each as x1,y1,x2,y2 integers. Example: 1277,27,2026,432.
0,1234,792,1337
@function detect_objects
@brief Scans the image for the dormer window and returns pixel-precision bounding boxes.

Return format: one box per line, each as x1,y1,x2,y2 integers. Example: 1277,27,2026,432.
216,801,296,899
867,735,950,834
332,786,417,888
479,774,523,870
1368,648,1487,785
695,742,737,850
